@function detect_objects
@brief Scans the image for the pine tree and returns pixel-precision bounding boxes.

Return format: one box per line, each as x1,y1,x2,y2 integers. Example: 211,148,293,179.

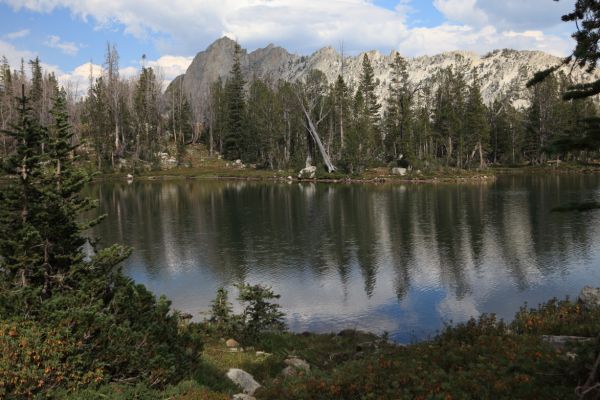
333,74,351,159
384,53,413,161
29,57,43,122
0,87,202,391
0,88,47,301
526,74,562,163
357,54,381,161
223,44,246,160
134,66,160,162
0,56,15,157
464,76,489,168
83,77,112,169
209,77,227,155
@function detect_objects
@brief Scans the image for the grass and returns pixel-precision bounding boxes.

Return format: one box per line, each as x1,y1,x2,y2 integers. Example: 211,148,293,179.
94,144,498,184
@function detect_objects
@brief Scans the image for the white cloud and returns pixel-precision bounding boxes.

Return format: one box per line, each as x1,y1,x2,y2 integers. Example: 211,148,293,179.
433,0,488,26
3,29,30,40
434,0,574,30
1,0,412,55
55,62,100,96
0,38,35,66
54,56,192,96
0,0,576,67
147,55,193,81
44,35,79,55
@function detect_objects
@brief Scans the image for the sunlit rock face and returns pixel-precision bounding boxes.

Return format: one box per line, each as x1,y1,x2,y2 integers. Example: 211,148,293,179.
168,37,600,117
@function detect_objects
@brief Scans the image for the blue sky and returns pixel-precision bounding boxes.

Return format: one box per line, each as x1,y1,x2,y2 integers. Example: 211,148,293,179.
0,0,576,90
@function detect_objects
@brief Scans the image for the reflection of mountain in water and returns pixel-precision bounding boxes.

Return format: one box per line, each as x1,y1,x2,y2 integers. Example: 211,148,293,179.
86,175,600,341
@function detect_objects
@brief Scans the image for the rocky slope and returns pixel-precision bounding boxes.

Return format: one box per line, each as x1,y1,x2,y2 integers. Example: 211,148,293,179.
170,36,600,118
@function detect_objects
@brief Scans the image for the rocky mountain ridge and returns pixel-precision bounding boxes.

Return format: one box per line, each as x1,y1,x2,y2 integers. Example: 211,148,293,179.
170,37,600,118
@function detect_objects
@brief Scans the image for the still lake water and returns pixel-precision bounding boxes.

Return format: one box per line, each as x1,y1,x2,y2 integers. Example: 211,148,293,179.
86,175,600,342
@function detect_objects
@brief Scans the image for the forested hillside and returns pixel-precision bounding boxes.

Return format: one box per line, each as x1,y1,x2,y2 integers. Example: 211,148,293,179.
1,42,599,175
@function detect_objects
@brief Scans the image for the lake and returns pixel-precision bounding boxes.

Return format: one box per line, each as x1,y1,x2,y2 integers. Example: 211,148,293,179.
86,174,600,343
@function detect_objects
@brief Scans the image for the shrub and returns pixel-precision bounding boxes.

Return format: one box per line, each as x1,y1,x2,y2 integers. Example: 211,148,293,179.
207,284,286,345
0,319,105,399
257,323,576,400
511,298,600,336
55,380,230,400
209,287,234,335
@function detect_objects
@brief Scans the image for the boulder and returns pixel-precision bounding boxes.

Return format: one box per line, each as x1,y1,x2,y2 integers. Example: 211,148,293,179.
579,286,600,307
391,167,407,176
232,394,256,400
226,369,261,395
281,366,298,377
298,165,317,179
284,357,310,372
226,338,240,348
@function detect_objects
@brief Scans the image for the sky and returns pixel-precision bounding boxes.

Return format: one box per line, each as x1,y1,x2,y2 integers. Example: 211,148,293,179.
0,0,578,92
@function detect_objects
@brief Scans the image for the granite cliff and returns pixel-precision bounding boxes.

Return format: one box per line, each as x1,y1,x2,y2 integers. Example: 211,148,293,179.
169,37,599,118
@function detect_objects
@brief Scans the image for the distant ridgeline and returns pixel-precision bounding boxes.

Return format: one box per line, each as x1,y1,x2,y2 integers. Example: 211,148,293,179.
169,37,600,118
1,39,599,173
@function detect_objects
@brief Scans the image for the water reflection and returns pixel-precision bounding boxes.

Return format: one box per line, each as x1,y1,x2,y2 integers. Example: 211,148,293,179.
86,175,600,342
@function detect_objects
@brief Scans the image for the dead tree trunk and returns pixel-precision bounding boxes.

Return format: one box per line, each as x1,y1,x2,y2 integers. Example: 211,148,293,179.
299,103,336,172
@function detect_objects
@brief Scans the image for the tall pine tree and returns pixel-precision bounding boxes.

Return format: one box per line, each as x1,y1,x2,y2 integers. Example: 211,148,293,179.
223,44,246,160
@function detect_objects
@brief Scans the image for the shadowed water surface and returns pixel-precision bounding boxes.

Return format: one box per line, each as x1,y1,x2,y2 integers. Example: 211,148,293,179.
86,175,600,342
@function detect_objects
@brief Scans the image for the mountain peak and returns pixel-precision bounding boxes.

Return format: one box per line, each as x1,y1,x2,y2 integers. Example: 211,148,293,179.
207,36,237,51
172,40,598,119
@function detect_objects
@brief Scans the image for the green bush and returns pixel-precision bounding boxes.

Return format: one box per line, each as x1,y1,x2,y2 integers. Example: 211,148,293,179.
0,274,204,398
37,275,203,387
207,284,286,345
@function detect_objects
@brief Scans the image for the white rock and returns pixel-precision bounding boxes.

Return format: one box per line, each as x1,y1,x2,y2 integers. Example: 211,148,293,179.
126,174,134,180
284,357,310,372
281,366,298,377
226,369,261,395
235,159,243,165
391,167,407,176
233,395,256,400
579,286,600,307
298,165,317,179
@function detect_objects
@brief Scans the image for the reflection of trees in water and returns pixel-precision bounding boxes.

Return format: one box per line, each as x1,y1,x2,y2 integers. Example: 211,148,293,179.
86,175,600,300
